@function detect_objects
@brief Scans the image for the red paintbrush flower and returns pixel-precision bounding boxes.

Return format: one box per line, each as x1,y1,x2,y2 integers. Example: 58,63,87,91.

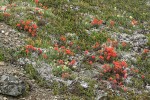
91,18,99,25
35,0,39,4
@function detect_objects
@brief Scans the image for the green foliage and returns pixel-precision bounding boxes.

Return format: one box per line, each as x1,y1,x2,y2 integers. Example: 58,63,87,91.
82,0,149,21
0,48,16,62
136,53,150,72
51,80,68,95
69,81,95,100
43,8,56,18
25,64,47,87
128,77,144,89
145,74,150,84
0,13,4,22
0,49,4,61
146,34,150,48
51,81,59,95
136,52,150,84
52,65,72,77
106,89,150,100
116,42,131,52
39,0,68,8
76,32,108,50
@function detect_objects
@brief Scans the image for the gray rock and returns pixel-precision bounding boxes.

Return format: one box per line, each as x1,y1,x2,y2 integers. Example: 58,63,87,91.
125,76,132,84
52,77,73,86
4,32,9,36
68,80,89,94
111,32,148,52
0,62,5,66
1,30,5,33
0,74,26,96
146,85,150,91
81,69,99,78
80,81,88,88
96,90,107,100
147,1,150,6
120,52,137,62
130,34,148,52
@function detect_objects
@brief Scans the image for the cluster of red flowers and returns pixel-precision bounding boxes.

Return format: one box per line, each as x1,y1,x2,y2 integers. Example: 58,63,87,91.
3,12,11,17
91,18,103,26
84,41,117,64
65,49,73,55
99,46,117,61
16,20,38,37
60,35,67,41
54,44,74,55
143,49,149,54
89,55,96,65
58,60,64,65
25,45,48,59
110,20,115,27
56,59,76,79
58,59,76,66
92,42,100,49
106,38,118,47
91,18,116,27
52,35,75,56
131,19,138,26
104,47,117,60
101,61,128,86
69,59,76,66
121,42,127,47
35,0,39,4
25,45,42,55
61,72,70,79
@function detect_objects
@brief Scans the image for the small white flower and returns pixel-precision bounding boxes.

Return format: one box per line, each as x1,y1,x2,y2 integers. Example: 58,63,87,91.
129,16,133,19
114,7,117,10
72,66,77,69
85,22,88,25
49,46,53,49
117,15,120,17
1,30,5,33
57,66,60,68
80,81,88,88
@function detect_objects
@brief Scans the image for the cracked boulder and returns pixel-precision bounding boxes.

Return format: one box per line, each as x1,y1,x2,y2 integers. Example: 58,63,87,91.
0,74,26,96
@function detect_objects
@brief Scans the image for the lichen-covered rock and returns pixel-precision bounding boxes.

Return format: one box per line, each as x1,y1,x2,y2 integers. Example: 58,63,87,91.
68,80,89,94
79,69,100,79
0,74,26,96
111,32,148,52
120,52,137,62
95,90,107,100
131,33,148,50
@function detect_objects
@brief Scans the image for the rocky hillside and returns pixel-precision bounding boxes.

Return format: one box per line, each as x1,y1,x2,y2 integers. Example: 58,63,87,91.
0,0,150,100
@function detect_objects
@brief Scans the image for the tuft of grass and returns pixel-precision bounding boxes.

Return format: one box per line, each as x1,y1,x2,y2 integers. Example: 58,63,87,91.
0,13,4,22
24,64,48,87
146,34,150,48
0,49,5,61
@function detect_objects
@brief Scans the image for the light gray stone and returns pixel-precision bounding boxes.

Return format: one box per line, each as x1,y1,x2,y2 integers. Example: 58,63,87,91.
0,74,26,96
